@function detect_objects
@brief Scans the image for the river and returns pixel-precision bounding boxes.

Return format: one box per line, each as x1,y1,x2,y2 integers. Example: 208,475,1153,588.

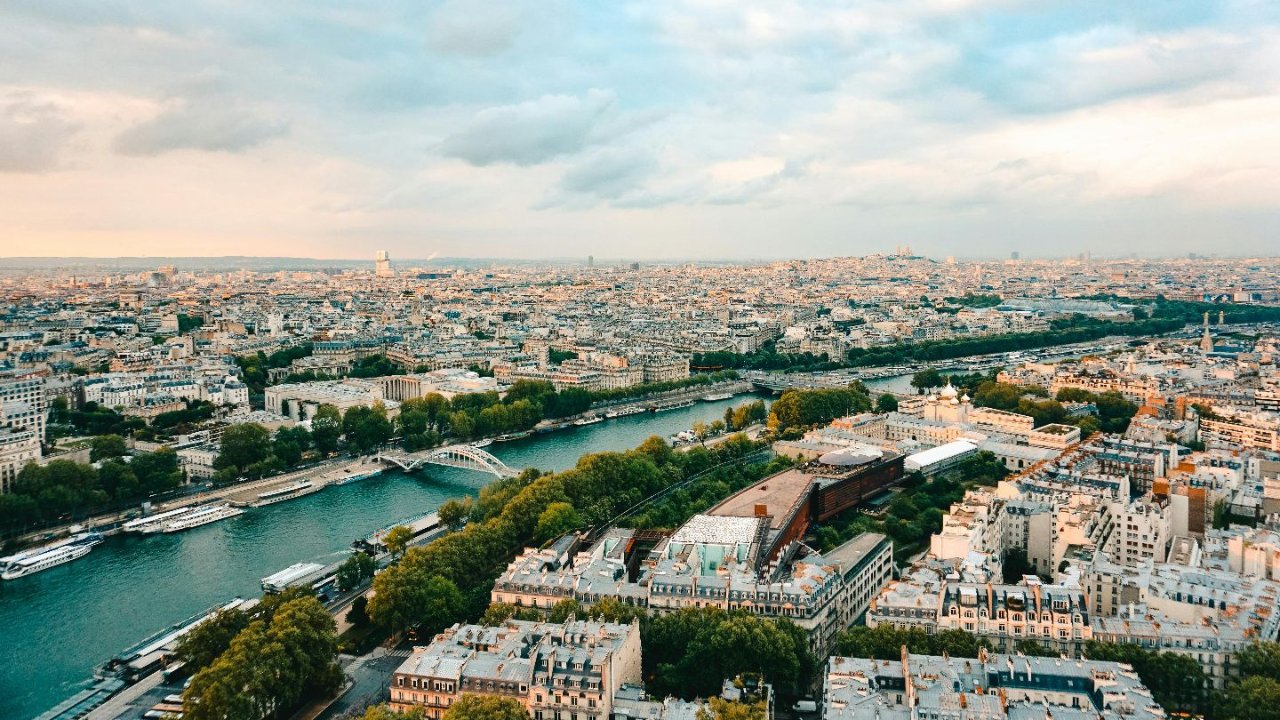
0,394,766,720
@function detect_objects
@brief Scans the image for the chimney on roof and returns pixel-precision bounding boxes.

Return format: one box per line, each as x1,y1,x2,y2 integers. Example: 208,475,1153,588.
755,504,768,517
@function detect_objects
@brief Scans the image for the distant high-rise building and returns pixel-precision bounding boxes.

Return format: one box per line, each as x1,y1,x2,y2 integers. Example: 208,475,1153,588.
1010,251,1020,260
375,250,394,278
588,255,594,268
630,262,640,271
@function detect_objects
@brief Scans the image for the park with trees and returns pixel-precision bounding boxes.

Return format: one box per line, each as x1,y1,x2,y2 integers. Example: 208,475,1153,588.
0,446,184,536
179,593,343,720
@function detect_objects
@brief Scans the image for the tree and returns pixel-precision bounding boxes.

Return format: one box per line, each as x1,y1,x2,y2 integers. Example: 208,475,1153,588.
438,497,474,532
768,387,870,433
1220,677,1280,720
346,595,371,628
362,706,426,720
1236,642,1280,683
442,695,529,720
874,394,898,413
480,603,542,626
272,426,311,467
311,404,343,455
644,608,815,700
346,404,394,454
446,410,475,440
215,423,271,474
698,697,767,720
175,608,251,672
367,569,464,635
384,525,413,558
130,447,183,494
90,434,128,462
97,459,140,500
1082,641,1209,715
1013,639,1057,657
534,502,581,544
1002,547,1034,583
910,369,944,392
183,596,342,720
692,421,709,442
956,450,1009,487
336,552,377,591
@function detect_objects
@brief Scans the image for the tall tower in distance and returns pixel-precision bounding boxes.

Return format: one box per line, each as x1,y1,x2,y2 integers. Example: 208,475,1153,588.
588,255,594,268
375,250,394,278
1200,312,1214,354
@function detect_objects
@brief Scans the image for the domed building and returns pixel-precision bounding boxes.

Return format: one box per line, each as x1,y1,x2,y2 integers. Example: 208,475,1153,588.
925,380,971,423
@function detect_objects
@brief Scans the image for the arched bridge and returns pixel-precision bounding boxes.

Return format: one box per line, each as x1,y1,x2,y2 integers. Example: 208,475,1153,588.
376,444,520,478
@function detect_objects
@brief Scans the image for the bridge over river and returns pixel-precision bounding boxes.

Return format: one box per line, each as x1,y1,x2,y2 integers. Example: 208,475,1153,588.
375,444,521,478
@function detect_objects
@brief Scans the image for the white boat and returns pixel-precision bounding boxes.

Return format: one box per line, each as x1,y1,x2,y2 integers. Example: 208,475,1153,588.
1,533,104,580
701,392,734,402
262,562,327,593
573,415,603,426
251,481,322,508
653,400,695,412
606,406,645,418
469,438,494,448
161,504,244,533
122,506,200,534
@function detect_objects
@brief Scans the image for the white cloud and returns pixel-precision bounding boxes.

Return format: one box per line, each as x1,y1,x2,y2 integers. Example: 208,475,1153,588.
426,1,525,56
0,91,78,173
555,149,659,201
440,90,626,166
114,100,286,156
0,0,1277,258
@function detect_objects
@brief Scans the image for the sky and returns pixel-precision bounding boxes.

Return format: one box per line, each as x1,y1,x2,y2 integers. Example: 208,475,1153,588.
0,1,1277,260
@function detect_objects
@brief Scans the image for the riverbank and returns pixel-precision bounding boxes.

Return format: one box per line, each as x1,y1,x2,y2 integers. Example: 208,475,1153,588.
3,393,766,720
6,456,368,552
8,382,755,555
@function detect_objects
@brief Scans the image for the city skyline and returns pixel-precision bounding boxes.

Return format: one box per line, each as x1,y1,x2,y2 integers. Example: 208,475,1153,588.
2,2,1278,259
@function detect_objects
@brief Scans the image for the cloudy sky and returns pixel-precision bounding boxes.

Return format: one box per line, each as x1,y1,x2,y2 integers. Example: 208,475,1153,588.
1,1,1277,260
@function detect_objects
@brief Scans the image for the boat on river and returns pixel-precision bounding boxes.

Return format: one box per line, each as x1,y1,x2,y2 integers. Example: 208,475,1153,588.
122,506,202,534
652,400,695,412
1,533,104,580
249,481,323,508
160,504,244,533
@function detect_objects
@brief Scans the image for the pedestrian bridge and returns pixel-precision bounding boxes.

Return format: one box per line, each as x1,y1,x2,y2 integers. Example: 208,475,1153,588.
376,444,520,478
